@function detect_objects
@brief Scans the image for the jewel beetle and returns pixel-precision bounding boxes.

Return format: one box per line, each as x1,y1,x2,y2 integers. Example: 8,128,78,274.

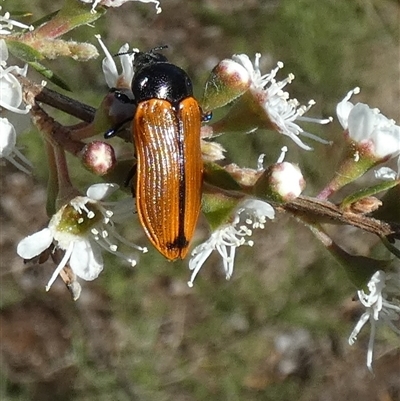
108,48,204,260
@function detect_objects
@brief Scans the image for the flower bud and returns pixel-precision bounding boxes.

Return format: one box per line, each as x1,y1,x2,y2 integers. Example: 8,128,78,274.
254,162,305,203
345,196,382,215
201,140,226,162
225,163,262,187
201,58,251,113
81,141,116,176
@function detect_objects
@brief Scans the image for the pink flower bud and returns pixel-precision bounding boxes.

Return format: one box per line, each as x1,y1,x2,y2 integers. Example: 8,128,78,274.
81,141,116,175
202,58,251,112
254,162,305,203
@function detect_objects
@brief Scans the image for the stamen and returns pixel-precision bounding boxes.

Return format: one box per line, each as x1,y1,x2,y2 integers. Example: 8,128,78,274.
300,130,332,145
257,154,265,171
277,146,288,163
297,115,333,124
46,242,74,291
95,237,136,266
107,225,148,252
5,154,31,175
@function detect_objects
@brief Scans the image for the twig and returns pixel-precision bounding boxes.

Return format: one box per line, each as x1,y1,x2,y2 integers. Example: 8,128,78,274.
282,195,400,239
18,75,96,122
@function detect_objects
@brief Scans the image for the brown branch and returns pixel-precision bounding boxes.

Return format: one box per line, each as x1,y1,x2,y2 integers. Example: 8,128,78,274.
29,102,86,156
17,75,96,122
282,195,400,239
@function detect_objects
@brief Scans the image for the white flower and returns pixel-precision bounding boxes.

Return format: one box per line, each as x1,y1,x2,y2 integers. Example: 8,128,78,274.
232,54,332,150
17,183,147,291
337,87,400,160
0,39,30,114
188,199,275,287
0,39,32,172
0,117,32,174
81,0,161,14
348,268,400,372
95,35,136,89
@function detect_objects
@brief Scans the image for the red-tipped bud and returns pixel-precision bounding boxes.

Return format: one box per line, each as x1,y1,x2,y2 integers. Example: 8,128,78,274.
254,162,305,203
201,58,251,113
81,141,116,176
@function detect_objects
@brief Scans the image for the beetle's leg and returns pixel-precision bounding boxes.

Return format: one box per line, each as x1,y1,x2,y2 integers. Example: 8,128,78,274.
112,88,136,104
104,117,133,139
104,89,136,139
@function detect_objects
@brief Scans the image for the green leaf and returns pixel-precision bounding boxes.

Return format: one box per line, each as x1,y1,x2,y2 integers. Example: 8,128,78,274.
33,0,105,39
381,237,400,260
5,10,33,19
56,0,106,28
28,61,71,91
31,10,60,28
6,40,44,62
6,41,70,89
340,179,400,210
328,241,391,289
203,163,242,191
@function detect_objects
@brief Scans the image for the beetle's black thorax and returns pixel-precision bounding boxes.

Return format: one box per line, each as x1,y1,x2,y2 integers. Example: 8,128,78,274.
132,62,193,106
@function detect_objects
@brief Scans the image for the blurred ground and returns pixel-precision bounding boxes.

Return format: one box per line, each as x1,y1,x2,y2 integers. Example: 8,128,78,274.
1,0,399,400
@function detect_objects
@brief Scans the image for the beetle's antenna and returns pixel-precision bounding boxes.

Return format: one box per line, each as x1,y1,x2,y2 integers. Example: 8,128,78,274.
150,45,168,54
114,48,140,57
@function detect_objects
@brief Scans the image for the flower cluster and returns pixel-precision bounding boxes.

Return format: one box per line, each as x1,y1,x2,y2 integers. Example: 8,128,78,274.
188,199,275,287
17,184,147,293
0,14,32,174
224,54,333,150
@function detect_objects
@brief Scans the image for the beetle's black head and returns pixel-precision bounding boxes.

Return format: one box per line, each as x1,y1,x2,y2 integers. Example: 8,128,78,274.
132,46,194,106
133,46,169,72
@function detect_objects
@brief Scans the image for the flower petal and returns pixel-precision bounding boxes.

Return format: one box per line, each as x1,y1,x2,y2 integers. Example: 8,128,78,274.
347,103,375,143
238,199,275,220
0,39,9,62
0,117,16,157
372,125,400,159
86,182,119,200
95,35,119,88
69,239,103,280
336,87,360,129
17,228,53,259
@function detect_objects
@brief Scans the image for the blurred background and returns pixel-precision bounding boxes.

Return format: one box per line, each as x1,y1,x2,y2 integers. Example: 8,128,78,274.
1,0,399,400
